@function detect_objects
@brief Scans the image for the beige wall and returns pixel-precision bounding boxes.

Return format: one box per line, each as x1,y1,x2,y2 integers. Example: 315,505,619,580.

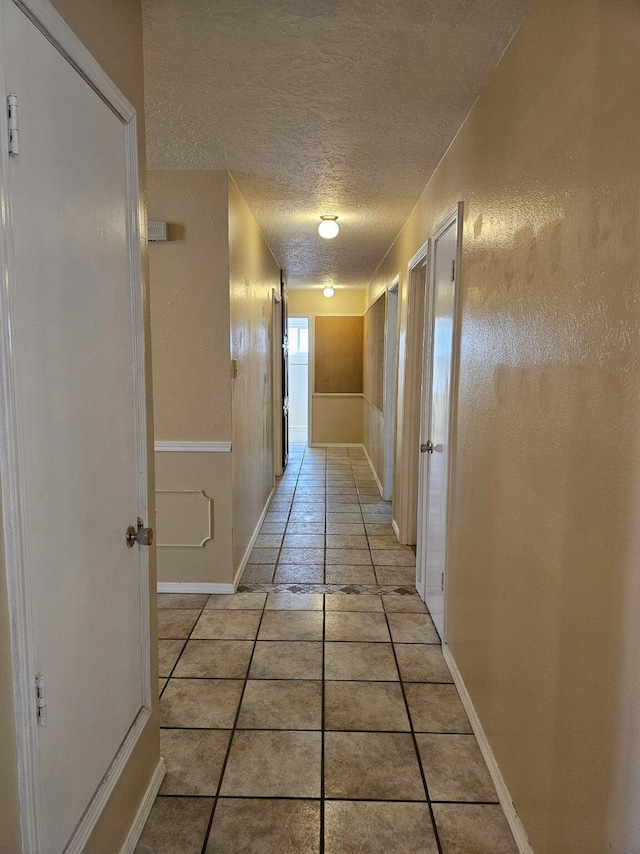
0,1,159,852
314,316,363,394
229,177,281,574
312,395,364,445
288,288,366,316
148,171,231,442
366,0,640,850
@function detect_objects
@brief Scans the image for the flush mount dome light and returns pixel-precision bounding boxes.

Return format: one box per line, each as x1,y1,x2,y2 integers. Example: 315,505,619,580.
323,287,335,298
318,215,339,239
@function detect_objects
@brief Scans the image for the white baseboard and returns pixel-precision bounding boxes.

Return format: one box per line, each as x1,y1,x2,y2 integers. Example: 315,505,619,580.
234,487,275,585
119,758,166,854
442,645,533,854
157,582,235,594
391,518,401,539
362,444,384,497
310,442,364,448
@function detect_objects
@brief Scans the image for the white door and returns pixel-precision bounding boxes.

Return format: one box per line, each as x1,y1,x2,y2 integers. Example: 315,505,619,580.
0,2,152,852
416,209,461,639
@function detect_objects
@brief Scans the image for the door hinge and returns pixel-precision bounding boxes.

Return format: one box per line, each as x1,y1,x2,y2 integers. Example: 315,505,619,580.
35,674,46,726
7,94,19,155
441,572,445,592
451,260,455,282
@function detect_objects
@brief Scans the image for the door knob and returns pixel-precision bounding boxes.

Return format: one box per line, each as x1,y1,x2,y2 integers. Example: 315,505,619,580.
126,518,154,548
420,441,435,454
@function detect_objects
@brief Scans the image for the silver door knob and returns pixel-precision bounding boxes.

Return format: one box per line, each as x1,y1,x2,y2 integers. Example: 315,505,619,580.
126,518,154,548
420,441,435,454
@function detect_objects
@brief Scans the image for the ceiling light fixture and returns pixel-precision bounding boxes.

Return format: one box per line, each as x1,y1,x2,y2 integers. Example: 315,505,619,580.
323,287,335,298
318,215,339,239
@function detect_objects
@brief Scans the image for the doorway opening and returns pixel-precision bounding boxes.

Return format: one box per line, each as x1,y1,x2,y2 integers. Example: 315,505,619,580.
287,316,310,445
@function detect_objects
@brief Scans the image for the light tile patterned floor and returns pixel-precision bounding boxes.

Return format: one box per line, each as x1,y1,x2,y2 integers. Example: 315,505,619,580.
139,446,518,853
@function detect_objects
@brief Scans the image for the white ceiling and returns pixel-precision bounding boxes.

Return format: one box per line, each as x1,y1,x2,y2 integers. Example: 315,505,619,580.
142,0,529,289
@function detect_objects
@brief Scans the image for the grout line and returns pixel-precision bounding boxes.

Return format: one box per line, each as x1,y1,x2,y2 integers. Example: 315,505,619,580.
384,608,445,854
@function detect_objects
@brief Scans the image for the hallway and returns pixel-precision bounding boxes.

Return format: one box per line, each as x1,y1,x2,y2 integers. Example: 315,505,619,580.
138,446,517,853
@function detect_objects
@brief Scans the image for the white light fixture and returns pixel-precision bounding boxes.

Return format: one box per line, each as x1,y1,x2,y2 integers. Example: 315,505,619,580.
318,215,339,239
323,287,335,298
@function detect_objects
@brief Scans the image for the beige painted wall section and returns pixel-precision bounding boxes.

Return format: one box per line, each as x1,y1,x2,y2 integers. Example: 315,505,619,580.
0,1,160,852
148,171,231,441
312,396,364,445
229,177,280,574
288,288,366,316
366,0,640,850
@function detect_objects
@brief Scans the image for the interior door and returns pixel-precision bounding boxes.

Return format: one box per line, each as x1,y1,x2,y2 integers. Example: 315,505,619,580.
1,2,151,851
416,211,460,639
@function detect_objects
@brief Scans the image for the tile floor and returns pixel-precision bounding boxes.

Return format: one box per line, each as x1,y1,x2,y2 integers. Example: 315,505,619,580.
138,446,518,853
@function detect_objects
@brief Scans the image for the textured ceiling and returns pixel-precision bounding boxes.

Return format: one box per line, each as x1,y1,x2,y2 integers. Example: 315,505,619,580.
142,0,529,289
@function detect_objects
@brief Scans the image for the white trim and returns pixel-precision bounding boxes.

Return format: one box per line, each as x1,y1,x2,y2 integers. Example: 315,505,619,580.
272,290,284,479
442,646,534,854
312,392,364,399
311,442,364,448
0,3,151,851
235,487,276,585
362,444,384,498
154,441,231,453
382,279,399,501
119,759,166,854
158,582,235,595
391,518,401,540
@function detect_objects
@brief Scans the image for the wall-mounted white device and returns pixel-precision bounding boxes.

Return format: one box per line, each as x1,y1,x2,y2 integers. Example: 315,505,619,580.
148,221,168,242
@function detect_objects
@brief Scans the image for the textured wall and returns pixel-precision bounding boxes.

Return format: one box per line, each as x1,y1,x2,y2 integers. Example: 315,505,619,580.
312,396,364,445
366,0,640,850
314,317,363,394
1,2,159,853
363,294,385,411
288,289,366,316
148,171,232,441
228,177,281,573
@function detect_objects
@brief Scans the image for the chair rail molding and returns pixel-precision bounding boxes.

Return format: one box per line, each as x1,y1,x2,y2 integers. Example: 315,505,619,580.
154,441,232,452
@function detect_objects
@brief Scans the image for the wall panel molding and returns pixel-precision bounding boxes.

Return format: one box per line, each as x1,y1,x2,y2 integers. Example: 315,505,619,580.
155,490,213,548
154,441,231,453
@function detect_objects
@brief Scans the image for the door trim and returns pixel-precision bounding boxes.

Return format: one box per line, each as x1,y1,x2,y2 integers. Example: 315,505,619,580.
0,1,151,850
272,289,283,478
415,202,464,638
382,280,399,501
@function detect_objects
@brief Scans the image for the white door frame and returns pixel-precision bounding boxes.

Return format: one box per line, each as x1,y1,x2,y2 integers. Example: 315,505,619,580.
0,1,151,850
393,240,429,544
416,202,464,637
272,289,283,478
382,280,399,501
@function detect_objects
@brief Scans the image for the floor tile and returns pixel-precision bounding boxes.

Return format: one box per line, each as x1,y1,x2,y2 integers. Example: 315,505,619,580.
254,533,284,548
220,730,322,797
157,593,209,610
325,642,399,681
283,534,325,548
205,799,320,854
404,684,472,733
326,534,368,549
265,592,324,610
279,547,325,565
160,729,231,795
432,804,518,853
324,801,438,854
325,681,410,730
365,523,396,536
375,567,417,585
160,679,244,728
274,564,324,583
259,521,287,534
382,594,428,613
158,640,185,677
326,548,372,565
368,536,410,550
325,611,390,642
395,644,453,682
206,592,267,610
325,566,377,583
237,679,322,729
326,522,366,534
416,734,497,802
173,640,254,679
286,522,325,534
249,641,323,679
192,610,262,640
159,678,167,695
326,513,363,524
248,547,280,564
158,610,200,639
258,610,324,641
324,594,383,612
387,613,440,643
372,549,416,566
134,796,213,854
324,732,426,800
242,565,276,582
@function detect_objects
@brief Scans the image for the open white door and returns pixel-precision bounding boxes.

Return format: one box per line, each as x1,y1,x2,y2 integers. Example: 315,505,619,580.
416,205,462,639
0,2,152,851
